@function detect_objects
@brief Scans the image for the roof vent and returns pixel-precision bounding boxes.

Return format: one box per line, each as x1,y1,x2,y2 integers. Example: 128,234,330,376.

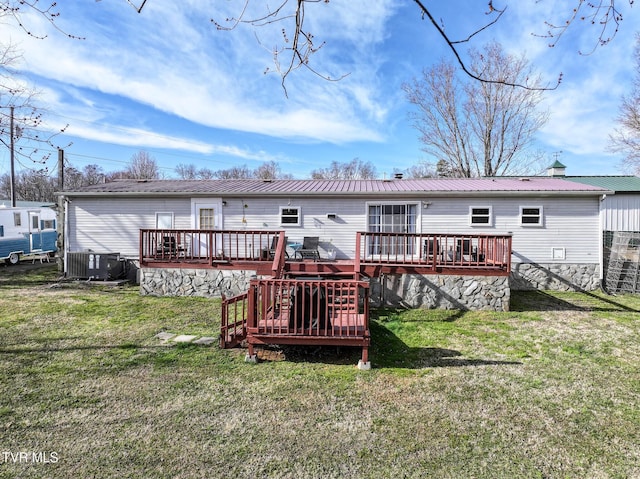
262,178,273,182
519,177,530,182
394,173,404,180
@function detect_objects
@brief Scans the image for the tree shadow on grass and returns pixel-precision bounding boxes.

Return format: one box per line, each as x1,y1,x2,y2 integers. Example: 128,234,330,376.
264,320,521,369
510,290,640,313
369,320,521,369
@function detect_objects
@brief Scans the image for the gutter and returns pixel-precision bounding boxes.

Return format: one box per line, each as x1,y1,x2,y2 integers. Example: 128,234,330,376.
56,189,614,199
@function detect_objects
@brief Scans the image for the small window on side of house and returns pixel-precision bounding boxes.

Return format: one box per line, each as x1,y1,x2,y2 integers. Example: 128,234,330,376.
469,206,492,226
13,212,21,227
280,207,301,226
520,206,543,227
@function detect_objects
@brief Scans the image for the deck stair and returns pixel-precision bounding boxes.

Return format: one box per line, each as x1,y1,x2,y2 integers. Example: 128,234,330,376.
220,246,371,367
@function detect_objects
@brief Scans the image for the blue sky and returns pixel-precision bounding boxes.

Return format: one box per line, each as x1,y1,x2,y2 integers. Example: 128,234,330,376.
0,0,637,179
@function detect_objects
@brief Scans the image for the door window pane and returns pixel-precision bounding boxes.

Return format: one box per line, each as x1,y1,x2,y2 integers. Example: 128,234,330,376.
199,208,215,230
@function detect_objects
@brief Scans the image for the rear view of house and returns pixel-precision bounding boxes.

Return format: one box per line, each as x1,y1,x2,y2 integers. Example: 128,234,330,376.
58,176,609,303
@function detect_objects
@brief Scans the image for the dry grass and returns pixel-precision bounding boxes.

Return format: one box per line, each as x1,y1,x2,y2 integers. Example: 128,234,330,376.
0,264,639,478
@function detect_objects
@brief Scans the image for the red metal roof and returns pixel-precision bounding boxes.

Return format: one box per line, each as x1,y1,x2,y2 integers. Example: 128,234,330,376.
61,177,609,196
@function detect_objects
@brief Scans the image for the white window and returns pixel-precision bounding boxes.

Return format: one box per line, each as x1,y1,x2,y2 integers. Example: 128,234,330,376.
156,212,174,229
280,206,301,226
13,213,21,227
469,206,492,226
42,219,55,230
520,206,543,227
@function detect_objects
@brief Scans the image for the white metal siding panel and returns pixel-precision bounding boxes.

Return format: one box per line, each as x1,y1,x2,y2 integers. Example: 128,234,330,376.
601,195,640,231
68,198,191,257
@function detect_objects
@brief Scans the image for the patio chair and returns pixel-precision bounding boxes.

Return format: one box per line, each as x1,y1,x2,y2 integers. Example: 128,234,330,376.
423,238,440,261
157,236,177,256
264,235,289,259
456,239,471,261
296,236,320,261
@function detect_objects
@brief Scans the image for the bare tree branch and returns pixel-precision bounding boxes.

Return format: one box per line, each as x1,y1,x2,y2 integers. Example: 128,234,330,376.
412,0,562,91
0,0,85,40
535,0,628,55
212,0,348,96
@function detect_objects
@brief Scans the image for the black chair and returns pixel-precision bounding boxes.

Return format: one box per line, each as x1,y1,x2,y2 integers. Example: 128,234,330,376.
157,236,177,256
424,238,440,261
264,235,289,259
288,283,330,330
296,236,320,261
456,239,471,261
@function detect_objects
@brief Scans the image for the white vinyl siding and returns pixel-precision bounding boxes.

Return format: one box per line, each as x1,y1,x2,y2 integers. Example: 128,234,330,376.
68,198,192,257
422,197,599,264
67,194,601,265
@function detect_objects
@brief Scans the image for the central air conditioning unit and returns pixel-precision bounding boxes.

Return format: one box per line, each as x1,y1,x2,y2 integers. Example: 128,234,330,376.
66,252,123,280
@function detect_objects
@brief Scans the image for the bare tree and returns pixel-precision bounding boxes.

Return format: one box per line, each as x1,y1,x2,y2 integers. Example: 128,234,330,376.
310,158,376,180
0,169,56,202
254,160,293,180
405,161,436,179
175,163,217,179
213,165,252,179
403,42,549,178
124,151,161,179
610,35,640,174
62,164,106,190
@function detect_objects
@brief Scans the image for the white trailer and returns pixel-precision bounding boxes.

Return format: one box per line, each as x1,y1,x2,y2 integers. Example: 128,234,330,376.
0,204,58,265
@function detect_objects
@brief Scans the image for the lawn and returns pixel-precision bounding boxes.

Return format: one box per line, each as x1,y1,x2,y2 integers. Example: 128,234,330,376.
0,264,639,478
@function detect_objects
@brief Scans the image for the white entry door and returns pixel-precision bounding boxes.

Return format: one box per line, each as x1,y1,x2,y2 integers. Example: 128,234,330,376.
191,199,223,257
28,211,42,251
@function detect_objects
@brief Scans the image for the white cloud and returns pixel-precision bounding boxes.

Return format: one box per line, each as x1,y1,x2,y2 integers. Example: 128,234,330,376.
1,0,395,147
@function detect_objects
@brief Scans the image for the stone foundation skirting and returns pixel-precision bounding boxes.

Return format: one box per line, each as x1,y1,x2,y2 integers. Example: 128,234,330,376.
370,274,511,311
140,268,256,298
510,263,600,292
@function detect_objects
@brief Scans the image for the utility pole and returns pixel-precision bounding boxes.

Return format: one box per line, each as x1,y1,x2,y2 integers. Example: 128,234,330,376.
57,148,65,273
10,105,16,207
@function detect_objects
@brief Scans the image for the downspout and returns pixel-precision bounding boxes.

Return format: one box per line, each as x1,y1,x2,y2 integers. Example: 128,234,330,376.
599,194,612,294
63,198,70,277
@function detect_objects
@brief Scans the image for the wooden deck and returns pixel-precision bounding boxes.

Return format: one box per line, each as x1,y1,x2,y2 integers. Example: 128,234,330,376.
221,277,371,365
140,230,512,277
145,229,512,367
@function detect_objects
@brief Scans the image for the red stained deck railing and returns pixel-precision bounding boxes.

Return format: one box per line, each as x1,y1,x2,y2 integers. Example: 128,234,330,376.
140,229,286,274
220,290,249,348
244,277,371,362
141,229,512,276
355,232,511,274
